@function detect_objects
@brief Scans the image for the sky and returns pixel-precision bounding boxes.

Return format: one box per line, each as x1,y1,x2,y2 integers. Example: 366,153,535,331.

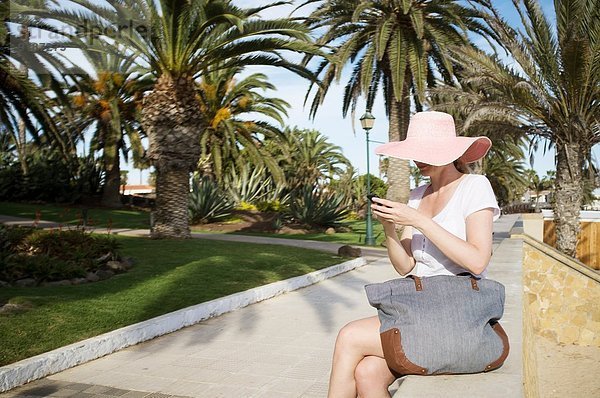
32,0,598,186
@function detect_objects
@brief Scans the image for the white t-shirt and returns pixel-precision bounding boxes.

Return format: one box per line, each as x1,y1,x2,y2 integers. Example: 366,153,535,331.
407,174,500,278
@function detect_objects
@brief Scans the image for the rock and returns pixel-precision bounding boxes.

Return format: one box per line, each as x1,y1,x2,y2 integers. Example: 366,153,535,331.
121,257,135,269
43,280,72,287
325,227,336,235
106,260,127,272
70,278,88,285
0,280,10,288
15,278,36,288
277,226,309,235
86,272,100,282
338,245,362,258
96,269,115,280
0,303,28,314
95,252,112,263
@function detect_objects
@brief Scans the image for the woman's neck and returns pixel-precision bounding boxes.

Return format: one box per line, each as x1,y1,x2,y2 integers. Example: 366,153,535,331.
428,166,464,192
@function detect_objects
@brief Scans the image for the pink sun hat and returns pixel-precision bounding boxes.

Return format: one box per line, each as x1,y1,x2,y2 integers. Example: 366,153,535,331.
374,111,492,165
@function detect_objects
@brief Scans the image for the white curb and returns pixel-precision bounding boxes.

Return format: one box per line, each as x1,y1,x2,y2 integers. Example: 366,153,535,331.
0,257,366,392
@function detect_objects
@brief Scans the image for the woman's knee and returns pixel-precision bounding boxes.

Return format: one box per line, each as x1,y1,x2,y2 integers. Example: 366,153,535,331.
335,317,380,351
334,320,360,350
355,356,393,396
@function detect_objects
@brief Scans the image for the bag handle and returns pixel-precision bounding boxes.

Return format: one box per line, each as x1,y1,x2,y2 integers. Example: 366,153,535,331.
407,275,423,291
407,274,479,292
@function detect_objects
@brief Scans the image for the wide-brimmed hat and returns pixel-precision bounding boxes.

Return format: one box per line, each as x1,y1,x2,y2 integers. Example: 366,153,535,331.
374,111,492,165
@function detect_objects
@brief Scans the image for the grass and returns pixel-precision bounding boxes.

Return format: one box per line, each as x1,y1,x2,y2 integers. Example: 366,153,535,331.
192,219,388,247
0,235,342,366
0,201,150,229
0,200,388,245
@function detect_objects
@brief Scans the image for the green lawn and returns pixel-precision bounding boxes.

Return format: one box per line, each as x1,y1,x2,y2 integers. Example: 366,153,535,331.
0,235,342,366
203,220,388,247
0,201,150,229
0,201,389,245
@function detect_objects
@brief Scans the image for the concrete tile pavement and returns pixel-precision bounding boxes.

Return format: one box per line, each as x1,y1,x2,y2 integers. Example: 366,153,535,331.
1,214,521,398
43,255,400,397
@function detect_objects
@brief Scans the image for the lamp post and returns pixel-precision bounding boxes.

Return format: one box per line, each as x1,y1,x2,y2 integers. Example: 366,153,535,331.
360,110,376,246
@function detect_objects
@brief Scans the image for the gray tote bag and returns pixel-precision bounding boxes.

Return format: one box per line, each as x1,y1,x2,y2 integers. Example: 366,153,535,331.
365,274,509,376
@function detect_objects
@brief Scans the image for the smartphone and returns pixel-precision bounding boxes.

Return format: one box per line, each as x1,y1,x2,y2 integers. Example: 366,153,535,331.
366,194,378,204
367,194,392,208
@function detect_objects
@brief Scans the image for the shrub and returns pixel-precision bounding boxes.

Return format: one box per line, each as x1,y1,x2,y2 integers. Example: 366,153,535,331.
236,201,258,211
0,150,104,204
256,199,284,212
287,186,350,228
0,225,122,284
189,175,234,224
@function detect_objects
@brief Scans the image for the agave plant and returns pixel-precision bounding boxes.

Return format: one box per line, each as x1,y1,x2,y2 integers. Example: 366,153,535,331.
288,185,350,228
221,163,283,206
188,175,234,224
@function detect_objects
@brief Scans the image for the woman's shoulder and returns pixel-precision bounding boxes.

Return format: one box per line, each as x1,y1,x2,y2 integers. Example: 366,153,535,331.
462,173,493,189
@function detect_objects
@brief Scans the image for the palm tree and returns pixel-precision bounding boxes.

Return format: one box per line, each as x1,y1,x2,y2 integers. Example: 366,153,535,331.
483,142,529,206
269,127,351,193
196,66,289,185
428,70,532,199
66,43,152,207
31,0,320,238
302,0,493,202
1,1,71,164
444,0,600,256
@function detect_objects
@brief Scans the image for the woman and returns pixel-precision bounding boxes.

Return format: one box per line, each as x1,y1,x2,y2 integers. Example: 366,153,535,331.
327,111,500,398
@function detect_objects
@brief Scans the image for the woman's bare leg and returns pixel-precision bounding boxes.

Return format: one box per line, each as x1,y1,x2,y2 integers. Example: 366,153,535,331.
327,316,393,398
355,356,396,398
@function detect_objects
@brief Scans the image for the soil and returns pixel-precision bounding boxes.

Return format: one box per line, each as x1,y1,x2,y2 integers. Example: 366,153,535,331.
192,210,315,235
535,334,600,397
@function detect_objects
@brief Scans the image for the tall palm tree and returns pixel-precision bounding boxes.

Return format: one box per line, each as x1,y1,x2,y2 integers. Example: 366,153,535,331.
269,127,351,193
1,1,71,163
196,66,289,185
444,0,600,256
66,43,152,207
302,0,493,202
483,141,529,206
30,0,320,238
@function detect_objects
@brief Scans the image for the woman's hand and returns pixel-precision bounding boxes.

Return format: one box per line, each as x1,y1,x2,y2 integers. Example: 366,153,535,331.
371,198,425,229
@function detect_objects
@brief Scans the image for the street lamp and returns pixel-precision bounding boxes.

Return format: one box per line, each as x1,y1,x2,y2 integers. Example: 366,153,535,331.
360,110,376,246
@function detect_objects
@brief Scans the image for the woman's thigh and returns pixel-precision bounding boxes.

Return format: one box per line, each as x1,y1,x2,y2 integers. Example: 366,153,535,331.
337,316,385,357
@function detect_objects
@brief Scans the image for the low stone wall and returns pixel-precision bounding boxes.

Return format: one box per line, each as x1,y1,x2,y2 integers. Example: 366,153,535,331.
519,234,600,346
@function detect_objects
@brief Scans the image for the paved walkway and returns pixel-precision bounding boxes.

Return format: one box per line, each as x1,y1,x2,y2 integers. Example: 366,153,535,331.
0,214,522,397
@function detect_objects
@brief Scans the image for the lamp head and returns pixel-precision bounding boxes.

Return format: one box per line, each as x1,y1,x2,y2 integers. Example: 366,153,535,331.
360,111,375,130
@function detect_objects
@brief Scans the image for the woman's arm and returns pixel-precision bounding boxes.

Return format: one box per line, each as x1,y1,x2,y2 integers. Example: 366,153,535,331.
378,219,416,275
381,220,415,275
372,199,494,275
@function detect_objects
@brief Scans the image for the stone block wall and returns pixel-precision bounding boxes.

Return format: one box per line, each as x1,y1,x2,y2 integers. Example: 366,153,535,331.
522,237,600,347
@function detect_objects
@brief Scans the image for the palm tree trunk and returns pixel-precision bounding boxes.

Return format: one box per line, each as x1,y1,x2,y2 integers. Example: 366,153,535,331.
17,120,28,176
142,73,203,239
17,24,29,176
153,166,191,238
553,141,584,257
101,151,122,208
386,93,411,203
